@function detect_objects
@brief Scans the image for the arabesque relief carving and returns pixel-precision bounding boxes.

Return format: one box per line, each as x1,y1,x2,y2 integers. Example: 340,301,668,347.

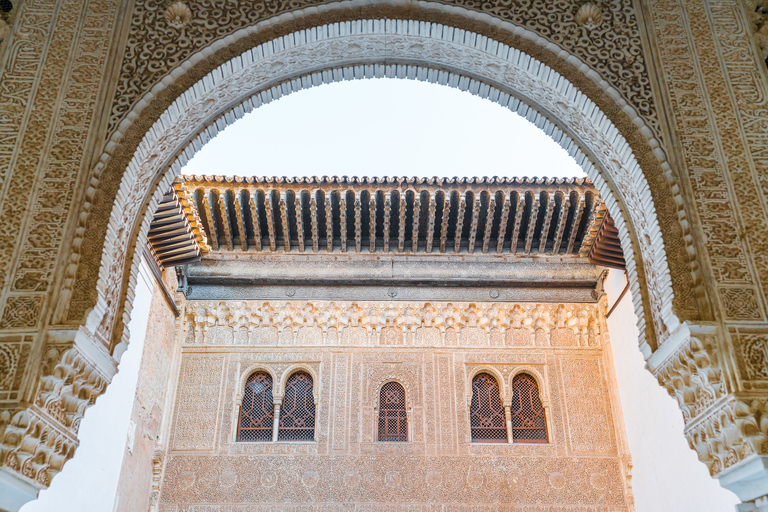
185,301,602,348
0,0,768,506
157,298,632,510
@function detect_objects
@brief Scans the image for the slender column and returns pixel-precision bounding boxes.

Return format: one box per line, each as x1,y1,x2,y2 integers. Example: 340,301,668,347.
310,193,319,252
272,399,282,442
482,197,495,254
411,195,421,253
504,401,513,444
265,192,277,251
439,193,451,253
383,197,392,252
279,192,291,252
354,192,362,253
425,194,436,253
325,195,333,252
340,192,348,253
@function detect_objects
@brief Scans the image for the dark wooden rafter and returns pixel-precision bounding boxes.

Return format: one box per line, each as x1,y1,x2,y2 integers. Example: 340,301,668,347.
588,214,626,270
176,175,614,260
146,185,207,268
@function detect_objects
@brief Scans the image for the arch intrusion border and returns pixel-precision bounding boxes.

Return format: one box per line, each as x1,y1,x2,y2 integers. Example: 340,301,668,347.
92,15,679,363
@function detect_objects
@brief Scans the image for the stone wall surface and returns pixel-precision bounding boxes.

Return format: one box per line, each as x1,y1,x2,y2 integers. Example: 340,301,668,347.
0,0,767,507
156,299,632,511
113,271,179,512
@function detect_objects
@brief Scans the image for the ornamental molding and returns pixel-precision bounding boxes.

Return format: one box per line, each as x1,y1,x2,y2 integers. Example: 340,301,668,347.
77,16,685,366
184,300,603,349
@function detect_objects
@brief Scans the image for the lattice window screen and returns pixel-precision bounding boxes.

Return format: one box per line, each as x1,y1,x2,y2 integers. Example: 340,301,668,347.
278,371,316,441
470,373,507,442
511,373,548,443
237,372,274,442
378,382,407,442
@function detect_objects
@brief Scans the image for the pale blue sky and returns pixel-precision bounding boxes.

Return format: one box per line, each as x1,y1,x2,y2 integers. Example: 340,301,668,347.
181,78,584,179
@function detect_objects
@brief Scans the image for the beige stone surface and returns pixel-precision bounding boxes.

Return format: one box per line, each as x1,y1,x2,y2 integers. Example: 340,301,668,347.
113,277,179,512
1,0,768,507
156,300,632,510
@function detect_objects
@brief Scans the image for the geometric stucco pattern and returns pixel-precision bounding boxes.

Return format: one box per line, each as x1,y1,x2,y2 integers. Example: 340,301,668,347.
1,0,768,506
0,0,117,331
649,0,768,323
108,0,662,142
157,299,633,511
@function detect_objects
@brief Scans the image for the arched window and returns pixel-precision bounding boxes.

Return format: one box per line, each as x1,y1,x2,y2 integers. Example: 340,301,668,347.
278,371,315,441
237,372,274,442
511,373,548,443
470,373,507,442
378,382,407,442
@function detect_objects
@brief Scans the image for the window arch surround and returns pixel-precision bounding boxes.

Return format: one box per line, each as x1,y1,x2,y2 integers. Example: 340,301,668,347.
84,6,688,370
377,381,409,442
236,371,275,442
469,372,508,443
510,372,549,443
277,365,320,402
466,367,509,405
278,370,316,442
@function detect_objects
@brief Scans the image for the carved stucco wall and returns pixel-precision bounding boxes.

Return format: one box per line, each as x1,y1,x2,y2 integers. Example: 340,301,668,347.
156,299,633,511
0,0,768,506
113,269,180,512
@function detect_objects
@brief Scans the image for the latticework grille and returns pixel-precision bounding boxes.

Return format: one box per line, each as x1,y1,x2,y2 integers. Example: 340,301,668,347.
378,382,407,442
470,373,507,442
237,372,274,442
278,372,315,441
511,373,548,443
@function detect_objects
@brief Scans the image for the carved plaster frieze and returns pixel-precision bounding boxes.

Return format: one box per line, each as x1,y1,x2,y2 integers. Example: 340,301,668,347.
0,407,76,489
107,0,661,142
686,396,768,477
184,301,602,349
652,332,726,424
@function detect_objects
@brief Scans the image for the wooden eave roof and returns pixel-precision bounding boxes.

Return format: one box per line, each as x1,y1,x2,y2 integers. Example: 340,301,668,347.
163,175,624,265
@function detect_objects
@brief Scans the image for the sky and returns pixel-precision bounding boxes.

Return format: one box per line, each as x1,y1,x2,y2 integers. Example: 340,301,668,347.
181,78,585,180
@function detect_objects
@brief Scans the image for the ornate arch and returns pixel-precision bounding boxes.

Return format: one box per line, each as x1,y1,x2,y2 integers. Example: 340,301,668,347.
466,366,508,403
278,364,319,402
371,377,414,409
237,365,278,402
77,15,688,365
509,366,549,404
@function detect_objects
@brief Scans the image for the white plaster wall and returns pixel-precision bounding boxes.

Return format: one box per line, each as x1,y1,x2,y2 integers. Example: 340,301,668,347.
604,268,740,512
19,258,156,512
